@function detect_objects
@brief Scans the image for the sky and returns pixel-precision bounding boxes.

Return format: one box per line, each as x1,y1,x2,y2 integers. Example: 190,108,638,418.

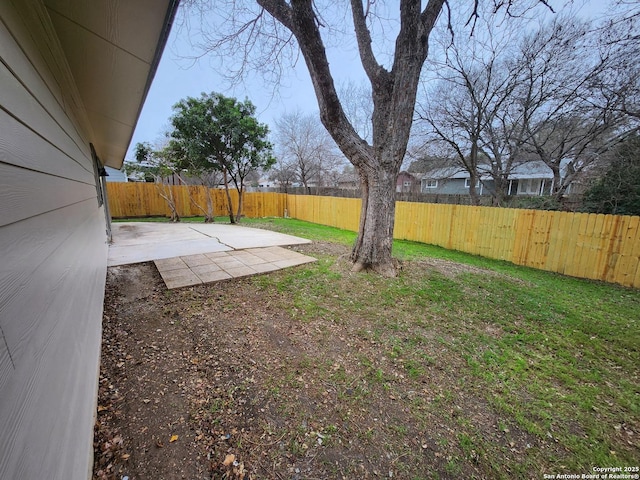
125,1,608,162
126,3,364,158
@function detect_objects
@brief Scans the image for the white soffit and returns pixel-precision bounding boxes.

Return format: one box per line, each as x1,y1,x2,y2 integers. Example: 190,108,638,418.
43,0,178,169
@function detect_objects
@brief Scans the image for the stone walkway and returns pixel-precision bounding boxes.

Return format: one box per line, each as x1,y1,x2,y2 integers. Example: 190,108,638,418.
155,247,316,289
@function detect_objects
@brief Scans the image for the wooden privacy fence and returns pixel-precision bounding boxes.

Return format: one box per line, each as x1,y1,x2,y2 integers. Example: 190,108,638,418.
107,182,287,219
107,184,640,288
398,202,640,288
287,195,640,288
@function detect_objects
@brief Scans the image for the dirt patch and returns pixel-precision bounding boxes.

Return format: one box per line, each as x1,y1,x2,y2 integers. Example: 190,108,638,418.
94,244,557,480
291,241,350,258
411,258,492,278
95,264,207,480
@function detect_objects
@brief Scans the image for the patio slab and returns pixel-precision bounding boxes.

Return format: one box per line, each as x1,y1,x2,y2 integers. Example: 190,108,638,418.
107,222,316,289
107,222,311,266
155,246,316,289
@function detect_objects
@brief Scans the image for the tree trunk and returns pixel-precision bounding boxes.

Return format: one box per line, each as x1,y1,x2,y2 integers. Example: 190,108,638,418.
468,171,481,206
155,181,180,222
167,186,180,222
492,176,508,207
235,183,244,222
184,183,215,223
205,188,214,223
550,165,564,200
351,166,398,277
222,167,235,224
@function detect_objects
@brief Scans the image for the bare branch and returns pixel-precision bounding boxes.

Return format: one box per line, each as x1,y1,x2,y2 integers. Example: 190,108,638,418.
258,0,371,169
350,0,388,85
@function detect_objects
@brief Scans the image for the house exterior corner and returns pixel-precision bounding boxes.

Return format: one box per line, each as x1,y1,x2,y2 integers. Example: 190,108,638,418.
0,1,178,478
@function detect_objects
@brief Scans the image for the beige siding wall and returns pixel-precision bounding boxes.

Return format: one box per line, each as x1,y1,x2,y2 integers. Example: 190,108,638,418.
0,2,107,479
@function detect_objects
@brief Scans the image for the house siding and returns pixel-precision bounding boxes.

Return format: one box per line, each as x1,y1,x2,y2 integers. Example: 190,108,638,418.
423,178,468,195
0,2,107,480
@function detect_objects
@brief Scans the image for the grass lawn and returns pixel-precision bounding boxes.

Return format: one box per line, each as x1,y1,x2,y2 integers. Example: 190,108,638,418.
108,216,639,478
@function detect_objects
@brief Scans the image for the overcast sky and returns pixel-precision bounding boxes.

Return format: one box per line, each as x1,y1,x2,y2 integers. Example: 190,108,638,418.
125,1,608,162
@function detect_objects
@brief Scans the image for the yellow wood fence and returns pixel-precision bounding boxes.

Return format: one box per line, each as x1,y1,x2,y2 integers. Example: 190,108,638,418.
107,182,286,219
107,184,640,288
395,201,640,288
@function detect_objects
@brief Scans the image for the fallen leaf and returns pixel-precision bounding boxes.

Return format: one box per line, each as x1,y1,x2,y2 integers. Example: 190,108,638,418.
223,453,236,466
97,406,108,412
170,435,179,443
121,453,130,460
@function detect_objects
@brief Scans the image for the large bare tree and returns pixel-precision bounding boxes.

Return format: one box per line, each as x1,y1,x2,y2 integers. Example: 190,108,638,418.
416,6,544,206
417,7,638,204
184,0,551,275
417,24,519,205
514,16,633,198
257,0,444,276
583,2,640,122
275,110,337,193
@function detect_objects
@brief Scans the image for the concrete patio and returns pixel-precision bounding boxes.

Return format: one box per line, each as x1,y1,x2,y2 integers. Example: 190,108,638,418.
108,222,316,288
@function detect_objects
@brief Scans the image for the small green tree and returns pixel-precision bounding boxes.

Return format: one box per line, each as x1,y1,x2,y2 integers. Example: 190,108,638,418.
168,93,275,223
583,133,640,216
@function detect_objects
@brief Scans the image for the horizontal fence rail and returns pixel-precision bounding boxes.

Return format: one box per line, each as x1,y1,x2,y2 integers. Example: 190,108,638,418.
107,183,640,288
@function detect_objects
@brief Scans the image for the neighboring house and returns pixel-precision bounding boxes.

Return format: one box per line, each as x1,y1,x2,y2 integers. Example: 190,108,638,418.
335,172,359,189
105,166,128,182
505,161,556,196
420,161,573,196
123,159,152,182
0,1,178,479
420,166,491,195
396,171,420,193
246,177,280,191
256,178,279,188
